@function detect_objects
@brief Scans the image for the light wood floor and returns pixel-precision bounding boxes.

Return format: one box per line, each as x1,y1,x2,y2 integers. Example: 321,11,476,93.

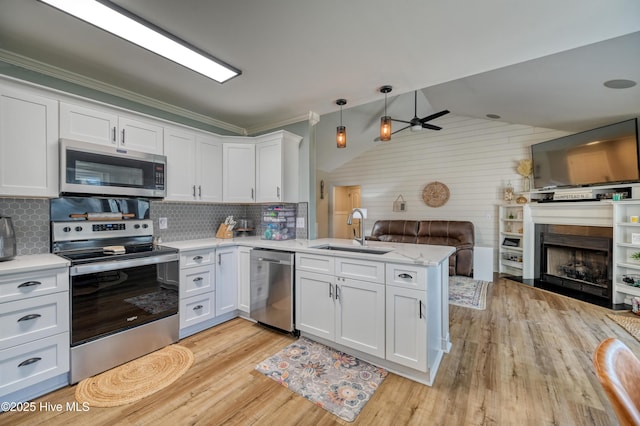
1,276,635,425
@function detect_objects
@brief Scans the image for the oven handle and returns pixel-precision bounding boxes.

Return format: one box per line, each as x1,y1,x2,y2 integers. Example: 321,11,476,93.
70,253,179,276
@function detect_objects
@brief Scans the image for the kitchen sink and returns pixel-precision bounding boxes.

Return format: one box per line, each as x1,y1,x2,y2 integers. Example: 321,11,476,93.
310,244,392,255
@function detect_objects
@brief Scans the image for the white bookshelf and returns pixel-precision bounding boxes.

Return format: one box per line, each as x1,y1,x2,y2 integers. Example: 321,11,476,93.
498,204,525,277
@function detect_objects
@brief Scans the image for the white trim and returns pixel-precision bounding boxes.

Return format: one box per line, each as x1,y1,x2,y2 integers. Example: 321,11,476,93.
247,113,309,135
0,48,246,135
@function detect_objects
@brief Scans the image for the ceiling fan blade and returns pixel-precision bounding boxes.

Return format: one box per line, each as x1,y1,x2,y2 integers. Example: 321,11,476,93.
422,123,442,131
419,109,450,123
391,125,410,135
391,118,412,124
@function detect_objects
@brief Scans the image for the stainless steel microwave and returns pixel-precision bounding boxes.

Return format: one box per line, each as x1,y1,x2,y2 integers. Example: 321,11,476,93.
60,139,166,198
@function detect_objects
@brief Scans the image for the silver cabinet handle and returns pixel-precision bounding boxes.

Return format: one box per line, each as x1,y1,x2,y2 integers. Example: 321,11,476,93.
193,277,203,282
277,186,280,199
419,300,423,319
193,255,203,261
218,253,221,265
18,357,42,367
399,273,413,279
329,283,333,298
193,305,203,310
18,313,42,322
198,185,202,197
112,126,117,143
18,281,42,288
121,128,125,144
335,285,340,300
251,188,254,200
192,185,196,197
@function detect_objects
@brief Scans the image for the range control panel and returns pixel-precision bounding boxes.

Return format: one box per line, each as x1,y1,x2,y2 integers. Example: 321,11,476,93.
52,219,154,242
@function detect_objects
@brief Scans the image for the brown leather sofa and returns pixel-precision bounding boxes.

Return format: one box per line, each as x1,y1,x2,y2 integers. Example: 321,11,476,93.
368,220,475,277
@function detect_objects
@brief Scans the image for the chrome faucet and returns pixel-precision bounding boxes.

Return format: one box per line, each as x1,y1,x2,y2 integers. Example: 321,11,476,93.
347,208,366,246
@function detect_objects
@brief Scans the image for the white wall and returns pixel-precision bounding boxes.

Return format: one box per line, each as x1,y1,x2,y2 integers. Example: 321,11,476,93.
317,113,569,270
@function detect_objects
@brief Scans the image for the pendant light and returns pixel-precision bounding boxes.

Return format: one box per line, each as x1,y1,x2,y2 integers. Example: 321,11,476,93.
379,85,392,141
336,99,347,148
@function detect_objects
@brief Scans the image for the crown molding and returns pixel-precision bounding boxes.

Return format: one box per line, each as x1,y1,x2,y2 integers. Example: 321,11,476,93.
247,112,311,135
0,49,246,135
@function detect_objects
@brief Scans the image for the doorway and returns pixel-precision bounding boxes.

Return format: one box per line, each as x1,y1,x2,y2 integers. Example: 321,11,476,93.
332,185,361,239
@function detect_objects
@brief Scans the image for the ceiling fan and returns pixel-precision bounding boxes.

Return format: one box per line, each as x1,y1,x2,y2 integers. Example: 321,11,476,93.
374,86,449,142
390,90,450,135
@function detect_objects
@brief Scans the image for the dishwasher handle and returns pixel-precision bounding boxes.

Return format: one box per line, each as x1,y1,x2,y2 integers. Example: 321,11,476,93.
257,257,292,266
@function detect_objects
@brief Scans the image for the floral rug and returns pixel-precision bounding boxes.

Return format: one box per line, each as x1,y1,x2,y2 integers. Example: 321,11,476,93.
449,276,490,310
255,337,388,422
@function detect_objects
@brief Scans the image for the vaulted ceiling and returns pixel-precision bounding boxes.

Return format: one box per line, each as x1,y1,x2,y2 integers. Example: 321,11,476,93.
0,0,639,134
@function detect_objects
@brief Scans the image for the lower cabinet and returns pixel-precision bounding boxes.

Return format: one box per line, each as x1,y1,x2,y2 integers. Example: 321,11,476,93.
179,248,216,331
385,285,427,371
295,254,385,358
236,247,251,314
215,247,238,316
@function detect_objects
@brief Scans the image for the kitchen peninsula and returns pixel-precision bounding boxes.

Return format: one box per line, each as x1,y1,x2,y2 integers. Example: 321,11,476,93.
166,237,455,386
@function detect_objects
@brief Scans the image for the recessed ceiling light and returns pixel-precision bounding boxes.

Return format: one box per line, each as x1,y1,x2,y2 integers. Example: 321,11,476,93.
486,114,501,119
603,79,637,89
39,0,241,83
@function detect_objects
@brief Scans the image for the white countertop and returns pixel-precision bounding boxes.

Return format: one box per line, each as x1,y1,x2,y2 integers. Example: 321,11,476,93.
0,253,70,275
164,237,455,266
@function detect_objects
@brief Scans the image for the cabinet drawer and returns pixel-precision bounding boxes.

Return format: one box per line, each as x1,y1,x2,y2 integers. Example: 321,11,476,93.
180,292,215,329
180,249,215,267
0,332,70,396
180,265,214,298
296,253,334,274
0,268,69,304
0,292,69,351
335,258,385,283
386,263,427,290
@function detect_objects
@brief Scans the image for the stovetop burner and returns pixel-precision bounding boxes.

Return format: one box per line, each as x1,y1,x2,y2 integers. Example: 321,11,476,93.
58,244,178,265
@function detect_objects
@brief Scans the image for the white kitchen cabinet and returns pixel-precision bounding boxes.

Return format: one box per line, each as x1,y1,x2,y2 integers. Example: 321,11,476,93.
498,204,525,277
612,200,640,306
0,263,69,401
385,285,427,371
255,131,301,203
295,253,385,358
0,85,59,197
165,127,223,202
178,248,216,334
215,247,238,316
222,142,255,202
237,247,251,314
60,101,163,154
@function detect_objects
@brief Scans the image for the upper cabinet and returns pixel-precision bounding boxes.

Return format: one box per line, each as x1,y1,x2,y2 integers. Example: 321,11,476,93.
222,130,302,203
0,85,59,197
255,131,301,203
165,126,222,202
60,102,163,154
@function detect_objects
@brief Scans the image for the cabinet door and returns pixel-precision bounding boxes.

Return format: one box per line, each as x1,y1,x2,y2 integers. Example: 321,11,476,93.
335,277,385,358
222,143,255,202
295,271,335,340
385,286,427,371
118,115,163,154
237,247,251,314
59,102,118,146
255,139,282,202
165,127,197,201
215,248,238,316
0,87,58,197
197,134,223,202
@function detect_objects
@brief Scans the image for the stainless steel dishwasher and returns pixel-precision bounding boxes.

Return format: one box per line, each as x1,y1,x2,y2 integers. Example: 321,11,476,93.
250,249,295,333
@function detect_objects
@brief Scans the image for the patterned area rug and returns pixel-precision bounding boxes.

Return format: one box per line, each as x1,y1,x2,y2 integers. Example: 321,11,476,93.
449,276,490,310
607,313,640,343
255,337,388,422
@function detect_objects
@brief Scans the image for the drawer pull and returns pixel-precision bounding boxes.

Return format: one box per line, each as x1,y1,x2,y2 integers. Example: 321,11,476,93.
17,313,42,322
193,255,204,261
18,357,42,367
193,277,204,282
18,281,42,288
419,300,423,319
398,273,413,279
193,305,204,310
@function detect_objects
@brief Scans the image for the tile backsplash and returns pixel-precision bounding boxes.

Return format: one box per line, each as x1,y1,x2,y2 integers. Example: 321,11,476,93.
0,198,309,256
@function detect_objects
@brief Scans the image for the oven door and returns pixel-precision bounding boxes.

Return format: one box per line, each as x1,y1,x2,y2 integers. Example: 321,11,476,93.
60,139,166,198
69,253,179,346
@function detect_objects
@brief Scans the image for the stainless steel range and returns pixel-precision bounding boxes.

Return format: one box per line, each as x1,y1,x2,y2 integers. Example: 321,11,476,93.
51,197,179,383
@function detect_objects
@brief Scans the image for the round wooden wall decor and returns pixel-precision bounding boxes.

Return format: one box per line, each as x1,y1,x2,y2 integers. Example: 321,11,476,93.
422,181,450,207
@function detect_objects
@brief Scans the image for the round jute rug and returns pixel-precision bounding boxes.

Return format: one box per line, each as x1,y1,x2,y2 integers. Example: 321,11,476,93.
75,344,194,407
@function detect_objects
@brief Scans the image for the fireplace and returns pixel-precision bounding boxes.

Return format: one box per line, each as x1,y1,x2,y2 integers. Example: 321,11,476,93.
535,224,613,307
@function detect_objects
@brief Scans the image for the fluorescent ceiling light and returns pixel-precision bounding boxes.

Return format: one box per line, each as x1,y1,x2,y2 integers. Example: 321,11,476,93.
40,0,240,83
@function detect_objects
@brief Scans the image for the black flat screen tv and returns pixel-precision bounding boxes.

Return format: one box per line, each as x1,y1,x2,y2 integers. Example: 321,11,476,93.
531,118,640,190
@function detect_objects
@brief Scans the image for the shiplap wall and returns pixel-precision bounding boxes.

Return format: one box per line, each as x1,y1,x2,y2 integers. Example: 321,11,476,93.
319,114,568,270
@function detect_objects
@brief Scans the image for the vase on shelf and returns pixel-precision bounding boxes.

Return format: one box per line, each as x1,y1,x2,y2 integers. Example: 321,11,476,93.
522,176,530,192
504,182,514,203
